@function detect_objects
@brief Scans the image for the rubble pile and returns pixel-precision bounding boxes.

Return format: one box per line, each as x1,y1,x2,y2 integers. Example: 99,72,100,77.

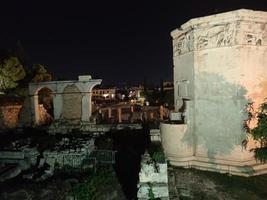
43,137,95,171
0,136,95,182
0,145,39,182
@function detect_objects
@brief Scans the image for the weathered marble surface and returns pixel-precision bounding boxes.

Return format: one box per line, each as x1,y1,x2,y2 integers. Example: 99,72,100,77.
161,9,267,176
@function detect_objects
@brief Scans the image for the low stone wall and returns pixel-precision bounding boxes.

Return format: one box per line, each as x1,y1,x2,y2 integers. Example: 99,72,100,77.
0,147,39,180
48,121,142,134
0,102,51,128
43,138,95,170
44,151,88,169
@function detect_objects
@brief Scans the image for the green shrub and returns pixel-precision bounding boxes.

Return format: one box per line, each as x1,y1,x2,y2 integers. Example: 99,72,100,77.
69,167,115,200
245,102,267,162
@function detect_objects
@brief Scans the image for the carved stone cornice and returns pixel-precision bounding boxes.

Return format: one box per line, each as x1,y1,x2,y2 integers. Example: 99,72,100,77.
171,9,267,56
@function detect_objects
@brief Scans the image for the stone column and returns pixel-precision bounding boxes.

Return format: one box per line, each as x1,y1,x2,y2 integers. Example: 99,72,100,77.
101,110,104,119
31,95,40,125
81,92,92,122
88,92,93,120
117,108,122,123
76,78,102,123
53,94,63,120
160,105,164,120
130,106,134,123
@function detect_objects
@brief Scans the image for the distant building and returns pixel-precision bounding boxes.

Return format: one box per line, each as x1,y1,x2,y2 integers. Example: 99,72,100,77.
92,87,116,100
128,85,144,99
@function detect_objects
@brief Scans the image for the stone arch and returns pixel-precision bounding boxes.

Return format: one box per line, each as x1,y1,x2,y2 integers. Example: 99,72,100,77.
33,85,56,96
87,82,101,93
57,82,84,94
29,83,57,126
61,84,82,123
29,77,102,126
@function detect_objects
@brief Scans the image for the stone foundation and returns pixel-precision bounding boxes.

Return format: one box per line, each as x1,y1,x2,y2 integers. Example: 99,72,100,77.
161,122,267,176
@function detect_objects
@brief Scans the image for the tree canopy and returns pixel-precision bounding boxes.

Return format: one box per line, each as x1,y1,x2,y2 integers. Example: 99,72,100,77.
0,56,52,96
31,64,52,83
0,57,26,93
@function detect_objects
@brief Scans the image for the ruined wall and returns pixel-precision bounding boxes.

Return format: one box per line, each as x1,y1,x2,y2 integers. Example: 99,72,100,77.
0,102,49,128
18,97,32,127
62,84,82,122
0,105,22,128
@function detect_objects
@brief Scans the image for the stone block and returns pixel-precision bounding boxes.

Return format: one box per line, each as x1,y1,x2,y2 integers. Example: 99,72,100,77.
78,75,92,81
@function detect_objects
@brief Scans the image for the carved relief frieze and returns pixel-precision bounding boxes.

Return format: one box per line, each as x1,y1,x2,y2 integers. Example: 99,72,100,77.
173,30,194,56
196,23,235,50
215,24,235,47
197,34,208,49
173,20,267,55
236,22,267,46
245,33,262,45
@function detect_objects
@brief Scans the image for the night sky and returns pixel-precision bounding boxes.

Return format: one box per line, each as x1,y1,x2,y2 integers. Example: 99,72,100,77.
1,1,267,85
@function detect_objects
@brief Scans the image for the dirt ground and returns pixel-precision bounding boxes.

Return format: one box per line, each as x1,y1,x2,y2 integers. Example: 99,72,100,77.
168,167,267,200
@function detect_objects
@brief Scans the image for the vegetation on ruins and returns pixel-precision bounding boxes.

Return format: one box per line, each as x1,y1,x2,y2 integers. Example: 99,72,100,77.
147,182,156,200
148,143,165,163
69,167,116,200
244,102,267,162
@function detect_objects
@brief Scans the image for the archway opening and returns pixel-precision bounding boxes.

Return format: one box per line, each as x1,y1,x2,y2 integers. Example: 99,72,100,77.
37,87,54,125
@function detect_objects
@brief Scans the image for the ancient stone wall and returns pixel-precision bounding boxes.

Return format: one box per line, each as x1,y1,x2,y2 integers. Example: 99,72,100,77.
62,84,82,123
0,105,22,128
18,97,32,127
